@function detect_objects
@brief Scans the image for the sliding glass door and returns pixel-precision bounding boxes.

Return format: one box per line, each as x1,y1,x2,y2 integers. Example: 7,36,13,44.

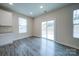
42,22,47,38
47,20,55,40
42,20,55,40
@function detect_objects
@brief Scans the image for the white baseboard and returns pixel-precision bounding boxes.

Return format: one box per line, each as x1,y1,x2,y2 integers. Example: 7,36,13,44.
16,35,32,40
55,40,79,50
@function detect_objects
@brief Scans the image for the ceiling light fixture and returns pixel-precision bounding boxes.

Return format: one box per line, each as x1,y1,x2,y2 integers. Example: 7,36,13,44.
40,5,43,9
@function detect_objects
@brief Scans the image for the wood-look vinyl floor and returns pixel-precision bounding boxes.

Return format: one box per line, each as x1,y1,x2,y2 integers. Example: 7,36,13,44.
0,37,79,56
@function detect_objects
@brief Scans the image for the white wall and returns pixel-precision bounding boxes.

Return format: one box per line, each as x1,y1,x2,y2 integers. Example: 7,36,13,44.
33,4,79,49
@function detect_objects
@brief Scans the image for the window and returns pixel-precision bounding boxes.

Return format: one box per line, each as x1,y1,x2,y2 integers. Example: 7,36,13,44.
73,9,79,38
18,17,27,33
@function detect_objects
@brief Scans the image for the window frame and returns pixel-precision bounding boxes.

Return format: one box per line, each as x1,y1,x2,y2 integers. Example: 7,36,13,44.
73,9,79,38
18,17,27,33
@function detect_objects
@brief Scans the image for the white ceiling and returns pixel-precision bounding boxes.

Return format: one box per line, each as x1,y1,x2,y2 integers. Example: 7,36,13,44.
0,3,70,18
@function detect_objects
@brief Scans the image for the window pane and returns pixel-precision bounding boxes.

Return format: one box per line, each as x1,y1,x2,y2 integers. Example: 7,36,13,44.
73,10,77,19
73,9,79,20
18,17,27,33
73,25,79,38
73,9,79,38
73,19,79,24
19,25,26,33
19,17,26,25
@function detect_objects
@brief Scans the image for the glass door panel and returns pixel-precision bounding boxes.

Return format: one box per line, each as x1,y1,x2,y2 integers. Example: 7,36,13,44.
47,20,55,40
42,22,47,38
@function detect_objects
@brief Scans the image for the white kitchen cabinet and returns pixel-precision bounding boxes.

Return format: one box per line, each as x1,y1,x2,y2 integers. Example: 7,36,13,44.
0,33,16,46
0,9,12,26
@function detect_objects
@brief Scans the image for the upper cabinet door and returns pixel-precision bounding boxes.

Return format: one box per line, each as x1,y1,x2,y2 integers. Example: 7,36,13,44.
0,9,12,26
